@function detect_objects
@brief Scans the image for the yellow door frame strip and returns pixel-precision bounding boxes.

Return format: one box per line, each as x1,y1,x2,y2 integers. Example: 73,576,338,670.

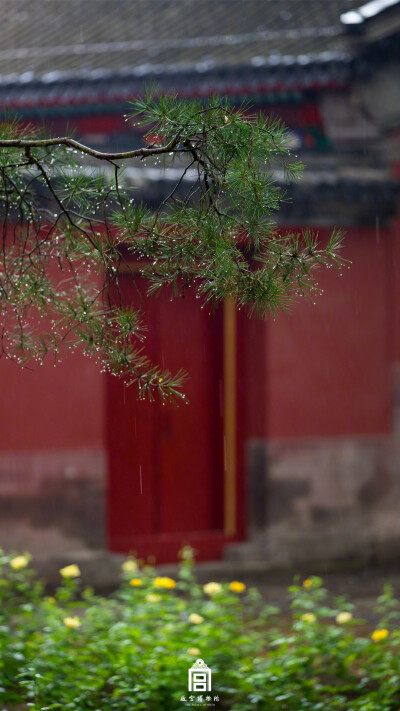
223,297,237,536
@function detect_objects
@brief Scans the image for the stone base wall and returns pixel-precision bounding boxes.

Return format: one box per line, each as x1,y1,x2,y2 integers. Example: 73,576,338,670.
226,365,400,569
0,449,106,558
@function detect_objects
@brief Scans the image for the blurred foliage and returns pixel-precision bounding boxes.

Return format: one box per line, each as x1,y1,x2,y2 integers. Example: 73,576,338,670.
1,548,400,710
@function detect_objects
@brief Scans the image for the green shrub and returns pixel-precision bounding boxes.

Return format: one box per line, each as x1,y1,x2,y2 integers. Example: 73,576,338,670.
1,547,400,710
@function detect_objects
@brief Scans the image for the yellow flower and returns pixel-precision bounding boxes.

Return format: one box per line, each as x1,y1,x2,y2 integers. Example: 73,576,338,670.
154,576,176,589
188,647,201,656
10,555,29,570
63,616,81,629
302,578,313,588
129,578,143,587
371,628,389,642
203,582,222,596
47,596,56,604
188,613,204,624
59,564,81,578
336,611,353,624
146,593,162,603
301,613,316,623
229,581,246,593
122,559,138,573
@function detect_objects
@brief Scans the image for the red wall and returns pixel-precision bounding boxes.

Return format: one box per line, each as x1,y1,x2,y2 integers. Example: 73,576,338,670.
391,212,400,363
0,223,397,453
0,253,105,452
266,226,392,438
0,354,104,451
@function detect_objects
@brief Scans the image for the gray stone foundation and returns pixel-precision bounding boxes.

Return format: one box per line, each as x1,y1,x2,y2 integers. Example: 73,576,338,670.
0,449,106,557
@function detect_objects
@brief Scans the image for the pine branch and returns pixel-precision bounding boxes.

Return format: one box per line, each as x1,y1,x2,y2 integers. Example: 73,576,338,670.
0,134,182,162
0,95,347,401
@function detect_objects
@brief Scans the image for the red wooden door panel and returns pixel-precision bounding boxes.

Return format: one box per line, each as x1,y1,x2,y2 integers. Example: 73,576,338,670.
106,274,230,563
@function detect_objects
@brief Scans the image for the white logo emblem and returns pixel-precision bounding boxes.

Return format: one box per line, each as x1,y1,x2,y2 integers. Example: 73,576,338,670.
188,659,212,692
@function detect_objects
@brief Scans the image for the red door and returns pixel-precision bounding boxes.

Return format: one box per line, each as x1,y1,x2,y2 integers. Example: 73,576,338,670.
106,273,240,563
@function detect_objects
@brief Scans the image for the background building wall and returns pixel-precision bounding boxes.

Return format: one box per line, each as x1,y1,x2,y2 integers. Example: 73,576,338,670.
1,0,400,567
228,218,400,568
0,353,106,557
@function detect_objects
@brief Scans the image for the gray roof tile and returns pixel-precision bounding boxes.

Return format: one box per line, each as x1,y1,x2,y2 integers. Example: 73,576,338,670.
0,0,361,80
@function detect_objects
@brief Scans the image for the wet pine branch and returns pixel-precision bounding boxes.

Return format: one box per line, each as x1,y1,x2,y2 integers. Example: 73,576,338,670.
0,94,346,401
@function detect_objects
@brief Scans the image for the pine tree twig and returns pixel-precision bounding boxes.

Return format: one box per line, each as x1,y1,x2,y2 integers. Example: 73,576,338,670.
0,134,182,161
